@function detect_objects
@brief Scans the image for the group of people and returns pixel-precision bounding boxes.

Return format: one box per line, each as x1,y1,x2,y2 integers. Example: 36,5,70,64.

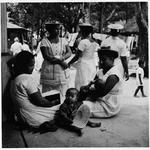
10,37,31,56
8,21,146,136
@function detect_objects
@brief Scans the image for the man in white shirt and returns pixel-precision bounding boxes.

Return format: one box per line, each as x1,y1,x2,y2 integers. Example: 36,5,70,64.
10,37,22,56
101,24,129,80
22,40,31,52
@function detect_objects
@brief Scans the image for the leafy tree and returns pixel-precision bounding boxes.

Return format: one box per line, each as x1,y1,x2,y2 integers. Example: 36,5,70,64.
7,3,84,34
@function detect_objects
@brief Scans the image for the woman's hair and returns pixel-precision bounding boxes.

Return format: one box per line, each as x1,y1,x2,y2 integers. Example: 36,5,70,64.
14,51,35,75
138,59,144,67
66,88,79,96
80,27,93,38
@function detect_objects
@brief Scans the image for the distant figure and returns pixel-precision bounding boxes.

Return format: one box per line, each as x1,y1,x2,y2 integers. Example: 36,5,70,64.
134,60,147,97
22,40,31,52
34,41,44,71
10,37,22,56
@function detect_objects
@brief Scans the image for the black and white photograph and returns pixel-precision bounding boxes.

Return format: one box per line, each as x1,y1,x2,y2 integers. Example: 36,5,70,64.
1,1,149,148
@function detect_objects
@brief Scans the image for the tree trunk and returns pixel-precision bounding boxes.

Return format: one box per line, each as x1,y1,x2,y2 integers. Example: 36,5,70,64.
99,3,104,33
136,2,148,77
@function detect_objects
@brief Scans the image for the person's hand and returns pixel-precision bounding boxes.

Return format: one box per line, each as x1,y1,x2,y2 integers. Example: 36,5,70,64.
124,72,129,81
80,85,89,94
60,61,68,69
68,62,71,68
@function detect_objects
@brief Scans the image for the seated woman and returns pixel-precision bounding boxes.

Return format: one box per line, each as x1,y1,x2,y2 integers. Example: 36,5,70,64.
82,47,123,118
10,51,60,129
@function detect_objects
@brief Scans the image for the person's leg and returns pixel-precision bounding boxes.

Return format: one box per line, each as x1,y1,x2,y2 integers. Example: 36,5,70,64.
39,120,58,133
140,86,147,97
61,124,82,136
134,86,140,97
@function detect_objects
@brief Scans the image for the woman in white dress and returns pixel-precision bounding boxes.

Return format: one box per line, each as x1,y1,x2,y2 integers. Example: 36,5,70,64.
101,24,129,81
40,23,72,102
68,23,98,90
82,48,123,118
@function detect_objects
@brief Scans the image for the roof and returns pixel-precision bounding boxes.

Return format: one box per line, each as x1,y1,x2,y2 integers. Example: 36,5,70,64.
7,22,31,31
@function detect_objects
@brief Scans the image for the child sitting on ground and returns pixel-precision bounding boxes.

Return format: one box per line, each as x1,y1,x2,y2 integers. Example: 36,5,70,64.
55,88,101,136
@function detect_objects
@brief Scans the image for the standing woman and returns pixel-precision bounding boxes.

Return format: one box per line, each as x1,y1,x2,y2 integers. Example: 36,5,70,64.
68,23,98,90
40,22,71,102
101,24,129,81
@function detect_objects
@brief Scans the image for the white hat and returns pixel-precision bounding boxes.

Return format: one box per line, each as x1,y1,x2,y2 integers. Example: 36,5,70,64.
72,104,90,129
79,23,92,27
108,24,124,30
14,37,19,42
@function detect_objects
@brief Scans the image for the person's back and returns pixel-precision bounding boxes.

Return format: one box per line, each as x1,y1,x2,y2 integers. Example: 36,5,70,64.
101,36,127,64
10,37,22,56
10,51,60,128
100,24,129,80
79,39,98,60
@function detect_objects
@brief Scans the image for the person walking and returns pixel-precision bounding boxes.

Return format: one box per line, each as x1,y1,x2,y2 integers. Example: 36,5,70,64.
10,37,22,56
101,24,129,81
40,22,72,102
134,60,147,97
68,23,98,90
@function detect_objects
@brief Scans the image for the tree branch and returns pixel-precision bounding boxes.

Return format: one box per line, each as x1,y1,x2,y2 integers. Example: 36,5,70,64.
106,8,116,21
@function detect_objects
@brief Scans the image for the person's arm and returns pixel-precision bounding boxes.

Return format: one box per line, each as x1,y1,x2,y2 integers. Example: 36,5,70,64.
40,46,61,64
138,74,143,85
62,45,72,60
120,56,129,81
41,46,68,69
59,104,73,124
98,75,119,97
68,50,82,67
29,89,58,107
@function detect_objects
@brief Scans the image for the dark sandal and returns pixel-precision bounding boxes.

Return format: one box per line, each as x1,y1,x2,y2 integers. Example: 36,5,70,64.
87,121,101,128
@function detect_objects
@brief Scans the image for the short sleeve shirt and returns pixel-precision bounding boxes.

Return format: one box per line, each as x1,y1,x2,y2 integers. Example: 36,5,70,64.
10,42,22,56
10,74,59,127
78,39,98,60
136,67,144,86
101,36,127,57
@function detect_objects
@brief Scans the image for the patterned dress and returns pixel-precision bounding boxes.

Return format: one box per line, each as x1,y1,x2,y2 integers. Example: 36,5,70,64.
40,38,69,103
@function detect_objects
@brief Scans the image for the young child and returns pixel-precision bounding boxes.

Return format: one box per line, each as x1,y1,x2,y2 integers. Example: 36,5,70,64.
134,60,147,97
55,88,101,136
55,88,83,136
